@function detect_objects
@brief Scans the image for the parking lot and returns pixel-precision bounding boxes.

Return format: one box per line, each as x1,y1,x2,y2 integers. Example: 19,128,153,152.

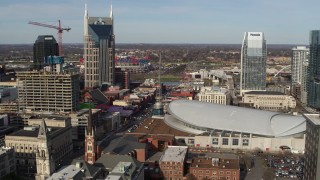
264,153,304,179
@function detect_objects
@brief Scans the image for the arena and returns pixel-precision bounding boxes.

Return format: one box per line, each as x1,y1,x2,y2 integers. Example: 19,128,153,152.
164,100,306,152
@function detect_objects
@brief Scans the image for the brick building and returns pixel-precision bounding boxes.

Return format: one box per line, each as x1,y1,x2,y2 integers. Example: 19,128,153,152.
189,156,240,180
159,146,188,180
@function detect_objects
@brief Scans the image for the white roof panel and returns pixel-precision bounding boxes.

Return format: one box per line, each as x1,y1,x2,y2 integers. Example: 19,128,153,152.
167,100,306,137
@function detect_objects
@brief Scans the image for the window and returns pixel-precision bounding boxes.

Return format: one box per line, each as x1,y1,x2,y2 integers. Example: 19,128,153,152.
242,139,249,146
206,170,210,174
220,171,224,175
212,138,219,145
188,139,195,144
222,138,229,145
87,146,92,151
226,171,231,175
232,139,239,146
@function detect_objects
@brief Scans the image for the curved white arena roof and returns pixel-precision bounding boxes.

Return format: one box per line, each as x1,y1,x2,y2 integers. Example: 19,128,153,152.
166,100,306,137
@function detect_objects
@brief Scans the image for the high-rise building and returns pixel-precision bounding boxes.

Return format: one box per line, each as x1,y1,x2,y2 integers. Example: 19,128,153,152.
307,30,320,109
303,114,320,180
240,32,267,94
84,4,115,89
301,59,309,104
33,35,59,71
16,68,79,112
292,46,309,85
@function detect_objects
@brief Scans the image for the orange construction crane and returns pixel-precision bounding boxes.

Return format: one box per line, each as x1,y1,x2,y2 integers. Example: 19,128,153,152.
28,20,71,56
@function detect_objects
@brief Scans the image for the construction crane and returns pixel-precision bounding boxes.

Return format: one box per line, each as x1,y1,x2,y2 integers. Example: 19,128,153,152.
28,20,71,56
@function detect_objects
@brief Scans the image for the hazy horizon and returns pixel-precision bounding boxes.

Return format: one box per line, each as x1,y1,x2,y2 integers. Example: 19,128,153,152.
1,0,319,44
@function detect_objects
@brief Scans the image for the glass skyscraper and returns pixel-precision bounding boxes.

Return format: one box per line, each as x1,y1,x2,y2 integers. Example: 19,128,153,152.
240,32,267,94
307,30,320,109
33,35,59,71
84,4,115,89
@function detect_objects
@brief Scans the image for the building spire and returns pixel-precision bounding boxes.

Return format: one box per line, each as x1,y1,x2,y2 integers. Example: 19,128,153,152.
109,1,113,18
86,104,93,136
38,119,48,139
84,3,88,35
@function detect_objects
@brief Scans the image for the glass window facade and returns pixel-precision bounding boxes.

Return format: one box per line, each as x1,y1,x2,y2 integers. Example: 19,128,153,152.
307,30,320,109
240,32,267,93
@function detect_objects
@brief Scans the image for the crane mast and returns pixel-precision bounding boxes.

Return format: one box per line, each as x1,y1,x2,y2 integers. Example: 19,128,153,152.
28,20,71,56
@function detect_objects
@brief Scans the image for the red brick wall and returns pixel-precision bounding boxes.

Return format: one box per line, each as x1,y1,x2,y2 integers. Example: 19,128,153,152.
135,148,146,162
189,167,240,180
160,161,184,179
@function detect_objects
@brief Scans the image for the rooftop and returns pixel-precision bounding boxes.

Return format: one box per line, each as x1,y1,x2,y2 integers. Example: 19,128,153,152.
167,100,306,137
99,135,146,154
129,118,190,137
7,126,63,138
244,91,285,95
159,146,188,163
190,157,239,170
48,165,82,180
303,114,320,126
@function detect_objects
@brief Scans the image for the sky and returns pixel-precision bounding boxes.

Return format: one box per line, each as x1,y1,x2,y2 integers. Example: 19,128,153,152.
0,0,319,44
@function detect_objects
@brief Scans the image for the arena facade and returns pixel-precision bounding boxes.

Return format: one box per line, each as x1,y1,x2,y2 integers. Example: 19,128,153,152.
164,100,306,152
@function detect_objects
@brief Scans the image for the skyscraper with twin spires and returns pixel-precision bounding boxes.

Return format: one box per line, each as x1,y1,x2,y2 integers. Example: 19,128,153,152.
84,3,115,89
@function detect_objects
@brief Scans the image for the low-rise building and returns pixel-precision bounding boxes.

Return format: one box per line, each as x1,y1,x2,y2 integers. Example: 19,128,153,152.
5,117,73,179
196,86,230,105
100,135,147,162
242,91,296,112
159,146,188,180
95,154,144,180
189,156,240,180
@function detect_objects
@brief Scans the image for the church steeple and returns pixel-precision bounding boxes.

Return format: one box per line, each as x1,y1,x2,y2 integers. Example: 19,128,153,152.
84,105,99,164
86,104,94,136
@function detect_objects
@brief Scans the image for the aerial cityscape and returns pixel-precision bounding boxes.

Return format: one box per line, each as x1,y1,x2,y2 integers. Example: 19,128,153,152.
1,0,320,180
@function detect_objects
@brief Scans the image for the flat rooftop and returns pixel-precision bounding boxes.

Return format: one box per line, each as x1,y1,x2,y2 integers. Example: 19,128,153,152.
159,146,188,163
8,126,63,138
244,91,285,95
190,157,239,170
304,114,320,126
129,118,191,137
48,165,81,180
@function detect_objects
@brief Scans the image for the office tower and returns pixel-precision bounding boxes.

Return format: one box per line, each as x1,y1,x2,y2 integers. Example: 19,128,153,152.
291,46,309,100
33,35,59,70
307,30,320,109
292,46,309,85
84,4,115,89
301,59,309,104
240,32,267,94
303,114,320,180
16,67,79,112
